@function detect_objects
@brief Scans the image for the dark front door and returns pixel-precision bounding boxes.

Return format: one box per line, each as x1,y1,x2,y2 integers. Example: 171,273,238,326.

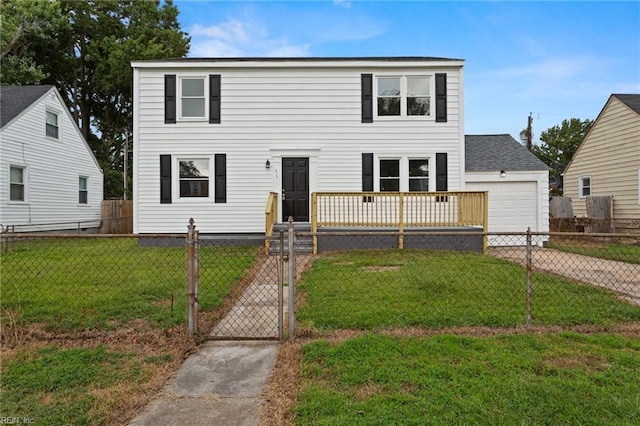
282,157,309,222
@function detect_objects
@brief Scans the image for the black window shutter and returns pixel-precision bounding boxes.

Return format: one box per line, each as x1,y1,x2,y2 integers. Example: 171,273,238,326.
362,153,374,191
164,75,176,124
209,74,221,124
362,152,374,202
160,155,172,204
435,73,447,123
436,153,448,191
214,153,226,203
361,74,373,123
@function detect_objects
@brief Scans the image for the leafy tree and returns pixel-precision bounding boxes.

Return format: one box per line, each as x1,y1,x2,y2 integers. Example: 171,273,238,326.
0,0,62,84
3,0,190,199
532,118,594,195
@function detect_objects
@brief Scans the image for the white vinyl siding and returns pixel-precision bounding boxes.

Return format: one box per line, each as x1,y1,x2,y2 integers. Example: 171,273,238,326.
564,96,640,219
0,89,103,230
133,60,464,233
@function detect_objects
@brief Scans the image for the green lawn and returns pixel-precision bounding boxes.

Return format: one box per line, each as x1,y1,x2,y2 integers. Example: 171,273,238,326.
0,345,147,425
296,250,640,330
547,240,640,264
295,333,640,425
1,238,259,330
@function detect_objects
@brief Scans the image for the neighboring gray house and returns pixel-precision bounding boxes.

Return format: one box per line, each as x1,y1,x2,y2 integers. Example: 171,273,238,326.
465,134,549,244
0,85,103,232
564,94,640,219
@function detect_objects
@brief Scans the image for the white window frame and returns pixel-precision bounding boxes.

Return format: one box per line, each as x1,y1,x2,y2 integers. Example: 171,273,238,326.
375,75,433,120
45,108,60,139
177,157,211,199
375,156,433,192
9,164,27,202
78,176,88,205
178,76,208,121
578,175,591,198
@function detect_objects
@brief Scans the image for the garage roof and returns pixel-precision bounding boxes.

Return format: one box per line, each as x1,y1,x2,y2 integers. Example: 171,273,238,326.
465,134,549,172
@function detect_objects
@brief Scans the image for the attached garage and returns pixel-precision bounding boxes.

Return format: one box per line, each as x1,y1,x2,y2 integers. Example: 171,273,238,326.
465,135,549,246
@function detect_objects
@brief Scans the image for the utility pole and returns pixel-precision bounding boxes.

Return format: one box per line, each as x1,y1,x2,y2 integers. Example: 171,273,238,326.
123,131,128,200
526,112,533,151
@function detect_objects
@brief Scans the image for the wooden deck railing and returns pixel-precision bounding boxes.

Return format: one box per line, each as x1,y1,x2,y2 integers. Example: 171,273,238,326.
264,191,278,254
311,191,489,252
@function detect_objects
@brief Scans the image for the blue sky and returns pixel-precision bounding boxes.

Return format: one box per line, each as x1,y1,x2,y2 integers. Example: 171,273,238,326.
174,0,640,143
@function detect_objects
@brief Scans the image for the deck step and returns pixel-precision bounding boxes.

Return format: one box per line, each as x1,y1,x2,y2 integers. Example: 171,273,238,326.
268,223,312,254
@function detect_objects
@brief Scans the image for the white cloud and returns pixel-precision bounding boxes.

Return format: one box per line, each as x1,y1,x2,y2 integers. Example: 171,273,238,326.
189,18,310,57
186,5,385,58
333,0,351,8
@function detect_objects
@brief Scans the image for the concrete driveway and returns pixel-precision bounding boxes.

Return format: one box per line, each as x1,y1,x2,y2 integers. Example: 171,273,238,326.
490,246,640,305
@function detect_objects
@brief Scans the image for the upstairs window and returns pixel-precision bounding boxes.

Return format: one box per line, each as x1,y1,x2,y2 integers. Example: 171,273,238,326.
9,165,26,201
79,176,88,204
46,110,59,139
377,78,401,116
406,77,430,116
376,76,431,118
579,176,591,198
179,159,209,197
180,78,206,119
409,159,429,191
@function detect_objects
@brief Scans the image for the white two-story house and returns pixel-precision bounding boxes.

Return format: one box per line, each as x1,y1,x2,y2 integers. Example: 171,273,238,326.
131,57,547,245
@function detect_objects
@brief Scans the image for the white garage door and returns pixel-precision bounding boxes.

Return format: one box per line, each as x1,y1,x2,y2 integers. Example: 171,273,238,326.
466,181,538,245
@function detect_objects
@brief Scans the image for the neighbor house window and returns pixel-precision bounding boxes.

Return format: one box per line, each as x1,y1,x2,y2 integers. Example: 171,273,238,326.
180,77,206,118
46,110,59,138
409,159,429,191
376,76,431,117
380,159,400,191
79,176,88,204
579,176,591,197
9,165,25,201
179,159,209,197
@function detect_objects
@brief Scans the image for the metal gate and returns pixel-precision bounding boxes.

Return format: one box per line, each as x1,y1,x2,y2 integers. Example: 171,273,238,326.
192,230,285,341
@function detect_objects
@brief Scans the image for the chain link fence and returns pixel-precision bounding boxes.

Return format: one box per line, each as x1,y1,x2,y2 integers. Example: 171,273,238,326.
2,226,639,345
292,230,640,335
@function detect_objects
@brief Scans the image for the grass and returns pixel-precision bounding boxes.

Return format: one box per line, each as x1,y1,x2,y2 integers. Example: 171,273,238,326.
547,239,640,264
296,249,640,330
1,238,259,330
294,333,640,425
0,342,184,425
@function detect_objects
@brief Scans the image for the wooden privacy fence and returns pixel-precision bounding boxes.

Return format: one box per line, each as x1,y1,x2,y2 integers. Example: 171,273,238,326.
100,200,133,234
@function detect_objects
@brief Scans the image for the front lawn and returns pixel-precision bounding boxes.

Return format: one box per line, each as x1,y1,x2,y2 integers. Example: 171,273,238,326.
1,238,259,330
295,333,640,425
296,250,640,330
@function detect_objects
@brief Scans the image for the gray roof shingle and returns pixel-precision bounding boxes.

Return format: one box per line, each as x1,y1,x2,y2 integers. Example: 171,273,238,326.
1,85,54,128
465,134,549,171
613,94,640,115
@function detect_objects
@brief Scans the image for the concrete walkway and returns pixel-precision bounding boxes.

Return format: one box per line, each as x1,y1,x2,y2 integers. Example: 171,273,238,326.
490,246,640,304
129,254,314,426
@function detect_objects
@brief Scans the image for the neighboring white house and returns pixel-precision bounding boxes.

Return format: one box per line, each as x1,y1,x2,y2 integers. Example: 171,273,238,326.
563,94,640,220
131,57,547,241
0,85,103,232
